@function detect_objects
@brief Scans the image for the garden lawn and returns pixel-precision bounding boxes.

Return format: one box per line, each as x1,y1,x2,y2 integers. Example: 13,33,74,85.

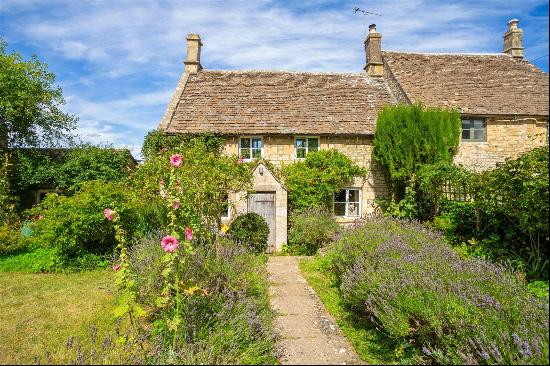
299,257,417,365
0,271,116,364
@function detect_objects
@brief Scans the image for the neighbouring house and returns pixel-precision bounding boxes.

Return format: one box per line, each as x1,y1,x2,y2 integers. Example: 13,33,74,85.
158,19,549,252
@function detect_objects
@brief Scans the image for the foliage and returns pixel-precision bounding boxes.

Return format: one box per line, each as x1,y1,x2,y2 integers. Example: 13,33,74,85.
0,152,16,223
326,217,549,365
134,140,252,242
0,247,63,273
282,149,366,211
286,206,340,255
0,223,26,255
230,212,270,254
0,38,77,148
528,281,549,300
376,186,418,220
373,103,460,199
28,180,165,267
10,146,135,208
126,236,277,364
141,130,223,160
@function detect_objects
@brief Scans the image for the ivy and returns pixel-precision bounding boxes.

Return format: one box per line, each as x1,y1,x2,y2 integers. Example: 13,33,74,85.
373,103,461,199
141,130,224,160
281,149,366,211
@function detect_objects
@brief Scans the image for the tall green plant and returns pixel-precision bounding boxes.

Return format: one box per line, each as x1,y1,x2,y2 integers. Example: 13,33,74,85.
282,149,366,211
373,103,460,199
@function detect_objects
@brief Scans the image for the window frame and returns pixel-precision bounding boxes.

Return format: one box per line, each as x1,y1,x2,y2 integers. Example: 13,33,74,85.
239,136,263,161
461,117,487,142
294,136,320,159
333,188,362,218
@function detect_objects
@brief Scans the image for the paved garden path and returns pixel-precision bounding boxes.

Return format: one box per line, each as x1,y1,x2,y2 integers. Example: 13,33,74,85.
267,256,362,365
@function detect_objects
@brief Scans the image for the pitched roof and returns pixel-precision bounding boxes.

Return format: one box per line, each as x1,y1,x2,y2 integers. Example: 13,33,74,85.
161,70,397,135
382,51,549,116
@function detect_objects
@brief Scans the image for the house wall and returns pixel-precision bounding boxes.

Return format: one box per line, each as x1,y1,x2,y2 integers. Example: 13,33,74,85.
454,117,548,170
221,135,388,223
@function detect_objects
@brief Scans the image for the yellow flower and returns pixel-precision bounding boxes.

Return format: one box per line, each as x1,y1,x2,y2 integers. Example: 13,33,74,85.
221,224,230,234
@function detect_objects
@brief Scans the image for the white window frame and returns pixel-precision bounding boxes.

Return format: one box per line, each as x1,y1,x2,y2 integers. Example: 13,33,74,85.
239,136,263,161
294,136,320,159
333,188,362,218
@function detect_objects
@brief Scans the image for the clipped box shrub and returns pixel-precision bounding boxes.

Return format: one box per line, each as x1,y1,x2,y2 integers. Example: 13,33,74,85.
328,217,549,365
229,212,269,254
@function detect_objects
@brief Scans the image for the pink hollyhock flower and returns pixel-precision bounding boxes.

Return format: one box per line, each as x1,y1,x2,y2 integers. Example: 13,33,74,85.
185,227,193,241
161,147,168,153
159,178,165,186
170,154,183,167
172,201,180,209
113,264,121,271
161,236,180,252
103,208,115,221
237,158,244,164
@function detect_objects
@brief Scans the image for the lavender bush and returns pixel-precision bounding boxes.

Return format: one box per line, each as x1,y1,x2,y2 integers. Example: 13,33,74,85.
327,217,549,365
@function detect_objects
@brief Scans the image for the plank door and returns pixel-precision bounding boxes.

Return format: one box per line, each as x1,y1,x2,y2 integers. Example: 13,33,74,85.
248,192,276,252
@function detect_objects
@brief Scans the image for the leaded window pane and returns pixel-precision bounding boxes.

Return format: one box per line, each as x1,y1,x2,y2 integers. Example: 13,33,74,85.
252,149,262,158
462,129,471,140
474,129,484,140
348,190,359,203
240,138,250,148
296,148,306,159
295,138,306,148
240,148,250,159
308,138,319,151
252,138,262,149
348,203,359,217
334,189,346,202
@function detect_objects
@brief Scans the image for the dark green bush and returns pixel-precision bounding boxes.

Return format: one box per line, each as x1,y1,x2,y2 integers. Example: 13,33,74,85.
229,213,269,254
327,217,549,365
141,130,223,160
373,103,460,199
282,149,366,211
287,206,340,255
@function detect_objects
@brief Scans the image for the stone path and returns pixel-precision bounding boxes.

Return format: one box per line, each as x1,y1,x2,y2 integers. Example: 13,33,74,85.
267,256,362,365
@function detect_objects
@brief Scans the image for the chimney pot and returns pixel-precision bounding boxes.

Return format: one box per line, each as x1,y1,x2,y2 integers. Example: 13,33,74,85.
184,33,202,73
503,19,524,59
364,25,383,77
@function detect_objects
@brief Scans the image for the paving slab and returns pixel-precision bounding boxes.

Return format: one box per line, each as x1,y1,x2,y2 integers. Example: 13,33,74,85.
267,256,363,365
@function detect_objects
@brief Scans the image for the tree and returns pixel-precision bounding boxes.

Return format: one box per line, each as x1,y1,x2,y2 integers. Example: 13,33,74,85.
0,38,77,149
373,103,460,199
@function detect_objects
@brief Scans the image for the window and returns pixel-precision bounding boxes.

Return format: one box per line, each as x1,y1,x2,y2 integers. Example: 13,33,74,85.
295,137,319,158
333,189,361,217
461,118,486,142
239,137,263,160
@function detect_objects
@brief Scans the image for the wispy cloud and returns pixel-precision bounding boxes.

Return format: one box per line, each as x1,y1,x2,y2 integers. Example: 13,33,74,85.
1,0,548,158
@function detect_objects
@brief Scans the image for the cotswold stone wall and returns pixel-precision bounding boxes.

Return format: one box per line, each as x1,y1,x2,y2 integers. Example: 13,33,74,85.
454,117,548,171
222,135,388,219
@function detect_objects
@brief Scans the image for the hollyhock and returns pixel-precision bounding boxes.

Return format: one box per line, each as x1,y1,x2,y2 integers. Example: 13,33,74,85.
185,227,193,241
172,200,180,209
103,208,115,221
237,158,244,164
170,154,183,167
161,236,180,252
161,147,168,153
113,264,121,271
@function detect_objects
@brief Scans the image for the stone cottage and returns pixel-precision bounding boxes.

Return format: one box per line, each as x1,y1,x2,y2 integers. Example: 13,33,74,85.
158,20,549,252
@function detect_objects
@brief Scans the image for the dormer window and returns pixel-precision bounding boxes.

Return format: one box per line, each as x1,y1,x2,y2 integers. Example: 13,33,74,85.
295,137,319,159
461,118,486,142
239,137,263,160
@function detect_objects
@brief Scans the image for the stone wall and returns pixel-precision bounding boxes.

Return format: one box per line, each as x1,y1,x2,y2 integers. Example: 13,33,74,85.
454,117,548,170
222,135,388,221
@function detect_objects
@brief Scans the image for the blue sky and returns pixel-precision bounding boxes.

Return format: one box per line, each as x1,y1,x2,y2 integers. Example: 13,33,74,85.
1,0,548,158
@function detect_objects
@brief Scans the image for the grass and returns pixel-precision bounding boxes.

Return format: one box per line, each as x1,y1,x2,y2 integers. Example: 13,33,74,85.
0,270,117,364
299,256,417,365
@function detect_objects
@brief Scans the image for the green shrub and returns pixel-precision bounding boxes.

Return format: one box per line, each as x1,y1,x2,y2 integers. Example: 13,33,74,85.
327,217,549,365
229,213,269,254
0,223,26,255
0,247,62,272
141,130,223,160
282,149,366,211
373,103,460,199
287,206,340,255
28,180,165,266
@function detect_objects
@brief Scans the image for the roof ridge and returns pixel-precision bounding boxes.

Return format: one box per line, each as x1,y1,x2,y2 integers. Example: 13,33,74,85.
383,50,509,57
199,69,365,76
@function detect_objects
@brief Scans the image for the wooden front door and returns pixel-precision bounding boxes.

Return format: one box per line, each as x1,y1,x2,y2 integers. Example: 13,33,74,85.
248,192,276,252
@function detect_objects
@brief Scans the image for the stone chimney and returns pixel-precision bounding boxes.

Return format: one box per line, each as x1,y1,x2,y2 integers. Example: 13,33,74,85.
364,24,383,77
184,34,202,73
503,19,524,59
